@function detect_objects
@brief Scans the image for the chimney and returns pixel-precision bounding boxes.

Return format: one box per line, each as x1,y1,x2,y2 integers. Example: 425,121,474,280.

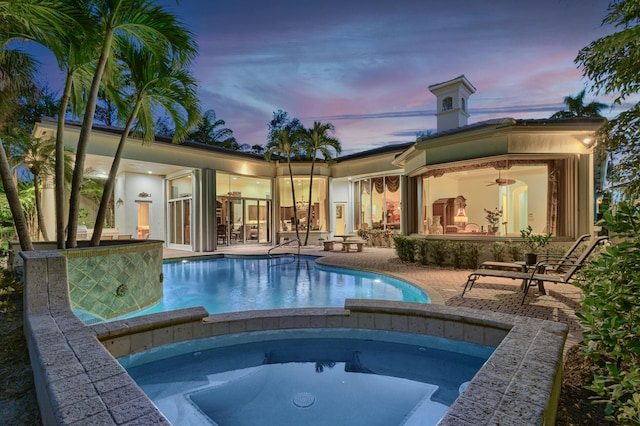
428,75,476,132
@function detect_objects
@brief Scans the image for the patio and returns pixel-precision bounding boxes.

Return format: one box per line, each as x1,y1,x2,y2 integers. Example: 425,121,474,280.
166,244,585,352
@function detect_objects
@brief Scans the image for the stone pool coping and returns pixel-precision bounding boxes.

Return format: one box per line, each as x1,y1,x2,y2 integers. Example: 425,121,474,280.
22,251,567,425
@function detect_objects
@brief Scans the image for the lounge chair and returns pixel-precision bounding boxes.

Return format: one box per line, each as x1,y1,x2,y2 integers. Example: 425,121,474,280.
462,236,608,304
480,234,591,272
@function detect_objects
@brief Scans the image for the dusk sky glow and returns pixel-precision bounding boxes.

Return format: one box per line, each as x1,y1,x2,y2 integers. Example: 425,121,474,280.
28,0,634,154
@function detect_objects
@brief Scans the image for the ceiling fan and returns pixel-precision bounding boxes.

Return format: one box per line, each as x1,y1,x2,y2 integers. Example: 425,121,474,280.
486,171,516,186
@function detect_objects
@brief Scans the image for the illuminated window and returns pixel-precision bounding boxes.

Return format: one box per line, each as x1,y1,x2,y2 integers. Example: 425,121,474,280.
354,175,401,231
277,177,328,232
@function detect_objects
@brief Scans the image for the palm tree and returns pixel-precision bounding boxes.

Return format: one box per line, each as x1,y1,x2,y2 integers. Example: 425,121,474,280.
0,48,36,251
265,126,304,243
90,46,201,245
66,0,197,248
551,90,607,118
188,109,238,149
14,137,56,241
1,0,88,248
299,121,341,245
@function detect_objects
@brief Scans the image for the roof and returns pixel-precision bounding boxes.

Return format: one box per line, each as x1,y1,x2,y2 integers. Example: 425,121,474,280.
416,116,605,144
335,141,415,162
40,117,265,160
428,74,477,94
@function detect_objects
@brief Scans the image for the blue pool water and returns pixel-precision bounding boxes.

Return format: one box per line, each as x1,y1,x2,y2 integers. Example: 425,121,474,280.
114,255,429,320
120,329,493,426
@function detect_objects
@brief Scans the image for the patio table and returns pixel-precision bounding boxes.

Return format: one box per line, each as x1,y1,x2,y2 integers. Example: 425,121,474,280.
515,261,547,294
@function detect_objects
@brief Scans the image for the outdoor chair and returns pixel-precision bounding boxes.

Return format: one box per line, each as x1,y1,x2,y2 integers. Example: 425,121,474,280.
462,236,608,304
480,234,592,272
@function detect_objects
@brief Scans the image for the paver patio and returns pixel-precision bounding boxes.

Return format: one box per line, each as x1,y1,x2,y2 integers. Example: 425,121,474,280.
164,244,585,352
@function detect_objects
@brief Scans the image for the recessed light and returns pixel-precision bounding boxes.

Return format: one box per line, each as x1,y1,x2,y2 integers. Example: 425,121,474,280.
147,171,153,174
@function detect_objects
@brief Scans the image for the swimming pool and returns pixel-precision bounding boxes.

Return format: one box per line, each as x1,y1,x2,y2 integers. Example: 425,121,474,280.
120,328,493,426
107,255,428,321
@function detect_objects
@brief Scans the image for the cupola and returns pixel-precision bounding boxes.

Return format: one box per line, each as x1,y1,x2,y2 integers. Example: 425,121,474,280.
428,75,476,132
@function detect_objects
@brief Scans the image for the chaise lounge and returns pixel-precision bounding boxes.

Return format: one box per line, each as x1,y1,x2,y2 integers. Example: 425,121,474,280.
462,236,608,304
479,233,592,272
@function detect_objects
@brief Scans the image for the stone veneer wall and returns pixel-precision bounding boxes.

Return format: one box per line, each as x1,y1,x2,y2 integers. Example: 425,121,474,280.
22,251,568,425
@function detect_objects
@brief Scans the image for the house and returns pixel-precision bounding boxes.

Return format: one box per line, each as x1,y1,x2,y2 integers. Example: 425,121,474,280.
32,75,603,251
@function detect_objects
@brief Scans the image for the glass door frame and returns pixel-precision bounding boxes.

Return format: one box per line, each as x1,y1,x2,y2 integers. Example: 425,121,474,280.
166,173,194,250
216,196,272,245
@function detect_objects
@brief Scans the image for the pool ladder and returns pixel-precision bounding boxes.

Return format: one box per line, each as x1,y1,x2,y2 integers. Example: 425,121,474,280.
267,238,301,260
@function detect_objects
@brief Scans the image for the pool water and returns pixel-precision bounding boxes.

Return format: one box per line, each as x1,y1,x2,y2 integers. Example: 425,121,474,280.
121,329,492,426
112,255,429,320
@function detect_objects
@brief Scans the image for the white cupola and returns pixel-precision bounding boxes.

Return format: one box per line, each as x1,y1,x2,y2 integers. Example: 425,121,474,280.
428,75,476,132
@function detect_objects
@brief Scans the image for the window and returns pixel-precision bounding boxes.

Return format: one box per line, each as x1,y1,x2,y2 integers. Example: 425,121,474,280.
216,172,272,244
354,175,401,231
461,97,466,112
216,172,271,199
442,97,453,111
277,177,328,231
419,160,572,237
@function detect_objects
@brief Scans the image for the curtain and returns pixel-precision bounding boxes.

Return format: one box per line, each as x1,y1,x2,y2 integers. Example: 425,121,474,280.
385,175,400,192
373,177,384,194
546,161,558,236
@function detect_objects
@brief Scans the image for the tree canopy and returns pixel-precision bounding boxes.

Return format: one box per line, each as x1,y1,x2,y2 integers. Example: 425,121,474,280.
577,0,640,199
550,89,607,118
188,109,238,149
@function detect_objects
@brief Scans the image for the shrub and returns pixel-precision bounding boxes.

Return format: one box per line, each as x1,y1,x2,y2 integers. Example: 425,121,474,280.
489,241,508,261
393,236,415,263
0,269,22,319
416,240,429,265
392,235,406,260
507,240,524,261
450,241,465,269
364,229,399,247
429,240,449,266
576,201,640,424
545,243,569,256
463,242,482,269
357,228,371,245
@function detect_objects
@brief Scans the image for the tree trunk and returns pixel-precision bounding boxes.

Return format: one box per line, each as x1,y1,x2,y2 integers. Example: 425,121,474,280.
0,140,33,251
90,104,139,246
303,156,316,246
287,158,300,242
66,29,114,248
55,71,73,249
33,174,49,241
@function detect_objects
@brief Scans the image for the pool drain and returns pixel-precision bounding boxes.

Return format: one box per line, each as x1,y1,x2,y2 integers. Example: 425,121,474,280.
292,392,315,408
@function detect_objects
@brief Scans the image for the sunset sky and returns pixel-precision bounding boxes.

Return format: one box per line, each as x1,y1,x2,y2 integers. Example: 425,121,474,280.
29,0,630,154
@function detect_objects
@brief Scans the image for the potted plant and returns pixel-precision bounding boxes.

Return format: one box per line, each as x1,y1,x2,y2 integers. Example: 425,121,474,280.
484,207,502,234
520,225,552,265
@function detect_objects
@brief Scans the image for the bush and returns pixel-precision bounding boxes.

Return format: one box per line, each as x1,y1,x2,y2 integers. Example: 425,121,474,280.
489,241,508,261
393,236,416,263
416,240,429,265
450,241,465,269
357,228,370,245
429,240,449,266
463,242,482,269
0,269,22,319
507,240,524,261
363,229,399,247
576,201,640,424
